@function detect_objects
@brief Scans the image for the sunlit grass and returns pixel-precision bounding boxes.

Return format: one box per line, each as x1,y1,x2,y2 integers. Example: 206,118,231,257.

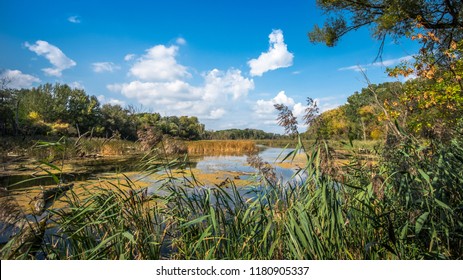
187,140,258,156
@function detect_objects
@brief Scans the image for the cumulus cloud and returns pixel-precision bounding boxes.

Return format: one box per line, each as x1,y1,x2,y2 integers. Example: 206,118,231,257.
338,55,414,72
68,15,81,23
129,45,189,81
0,69,41,89
109,69,253,117
109,43,255,120
207,108,226,120
248,29,294,77
254,91,308,131
25,40,76,77
254,91,295,116
112,80,200,106
203,69,254,101
92,62,120,73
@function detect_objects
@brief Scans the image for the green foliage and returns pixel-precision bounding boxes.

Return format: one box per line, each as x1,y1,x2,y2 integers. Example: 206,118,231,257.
309,0,463,56
0,83,207,142
387,38,463,140
2,128,463,259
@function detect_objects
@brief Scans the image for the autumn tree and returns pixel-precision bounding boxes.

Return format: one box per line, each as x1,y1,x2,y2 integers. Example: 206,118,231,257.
308,106,349,139
387,37,463,139
309,0,462,54
310,0,463,139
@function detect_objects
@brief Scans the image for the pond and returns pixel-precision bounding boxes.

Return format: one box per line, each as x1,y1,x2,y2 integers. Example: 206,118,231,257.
1,146,307,193
0,146,308,248
132,146,308,198
188,146,304,183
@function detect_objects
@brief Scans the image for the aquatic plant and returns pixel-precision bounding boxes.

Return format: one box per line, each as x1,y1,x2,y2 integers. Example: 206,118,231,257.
1,125,462,260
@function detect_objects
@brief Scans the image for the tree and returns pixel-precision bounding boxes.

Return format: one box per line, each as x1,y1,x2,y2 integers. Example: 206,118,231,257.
309,107,349,139
0,88,16,135
100,104,140,140
358,105,377,141
309,0,463,57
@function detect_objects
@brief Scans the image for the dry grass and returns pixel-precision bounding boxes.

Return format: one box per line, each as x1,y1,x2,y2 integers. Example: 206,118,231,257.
187,140,258,156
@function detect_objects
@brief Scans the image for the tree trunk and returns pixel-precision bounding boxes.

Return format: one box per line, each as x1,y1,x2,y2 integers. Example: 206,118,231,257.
360,118,366,141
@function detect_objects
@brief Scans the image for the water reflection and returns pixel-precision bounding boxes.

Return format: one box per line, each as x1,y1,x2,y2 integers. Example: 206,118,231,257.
195,147,304,182
141,146,307,194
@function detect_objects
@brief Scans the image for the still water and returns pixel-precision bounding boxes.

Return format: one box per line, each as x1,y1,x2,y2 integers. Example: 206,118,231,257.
1,146,306,190
133,146,307,197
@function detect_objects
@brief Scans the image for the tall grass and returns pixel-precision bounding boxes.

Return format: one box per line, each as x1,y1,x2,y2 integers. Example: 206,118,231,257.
187,140,258,156
1,132,462,260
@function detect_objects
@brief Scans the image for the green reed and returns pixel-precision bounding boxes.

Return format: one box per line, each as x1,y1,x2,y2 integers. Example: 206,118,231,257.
1,132,462,260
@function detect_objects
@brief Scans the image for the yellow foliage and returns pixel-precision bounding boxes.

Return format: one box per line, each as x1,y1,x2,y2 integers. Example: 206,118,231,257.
370,128,383,140
28,111,42,121
51,122,69,130
50,121,70,135
358,105,375,116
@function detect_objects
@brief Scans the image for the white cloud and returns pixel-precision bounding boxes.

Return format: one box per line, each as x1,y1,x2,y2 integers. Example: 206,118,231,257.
114,80,200,106
97,95,126,107
339,55,414,72
292,103,306,118
110,68,253,118
254,91,294,116
254,91,307,131
109,43,255,121
68,15,81,23
273,90,296,105
124,54,136,61
92,62,120,73
129,45,189,81
107,83,123,92
176,37,187,45
108,98,125,106
203,69,254,101
207,108,226,120
337,65,366,72
0,69,41,89
25,40,76,77
371,55,414,67
248,29,294,77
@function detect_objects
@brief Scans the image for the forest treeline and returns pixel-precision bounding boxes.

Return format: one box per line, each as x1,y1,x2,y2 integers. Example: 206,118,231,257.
0,83,205,140
2,74,462,144
0,83,286,143
305,77,462,141
305,70,463,142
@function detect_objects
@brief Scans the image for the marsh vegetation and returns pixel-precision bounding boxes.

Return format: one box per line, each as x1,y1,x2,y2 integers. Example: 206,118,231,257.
1,0,463,260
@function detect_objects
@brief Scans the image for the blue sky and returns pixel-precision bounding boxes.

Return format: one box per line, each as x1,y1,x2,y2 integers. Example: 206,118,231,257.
0,0,419,133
